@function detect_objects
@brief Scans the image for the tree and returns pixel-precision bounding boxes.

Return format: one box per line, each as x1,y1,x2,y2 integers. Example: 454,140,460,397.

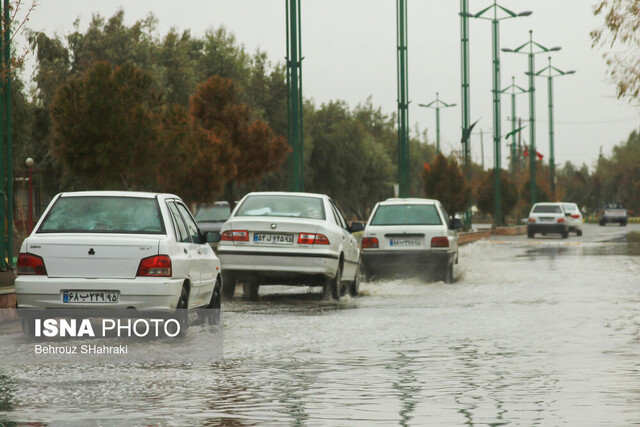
50,62,162,189
476,169,519,224
591,0,640,102
190,75,289,204
422,153,471,220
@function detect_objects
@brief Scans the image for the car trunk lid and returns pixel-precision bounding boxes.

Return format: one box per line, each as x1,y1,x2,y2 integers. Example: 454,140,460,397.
225,217,323,248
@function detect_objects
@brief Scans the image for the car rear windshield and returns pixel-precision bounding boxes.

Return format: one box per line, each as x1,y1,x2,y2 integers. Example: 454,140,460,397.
235,195,325,220
533,205,562,214
37,196,165,234
563,204,578,212
370,204,442,226
195,204,231,222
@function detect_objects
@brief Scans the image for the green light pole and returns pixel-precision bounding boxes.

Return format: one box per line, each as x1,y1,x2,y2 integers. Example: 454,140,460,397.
503,31,561,206
396,0,410,197
536,57,575,200
419,93,457,154
0,0,12,269
286,0,304,192
462,2,531,226
501,76,527,175
460,0,472,228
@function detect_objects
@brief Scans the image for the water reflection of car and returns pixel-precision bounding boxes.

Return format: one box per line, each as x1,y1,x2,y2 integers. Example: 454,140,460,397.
527,202,569,239
195,201,231,249
15,191,222,314
562,202,583,236
597,202,628,226
360,198,460,283
216,192,362,300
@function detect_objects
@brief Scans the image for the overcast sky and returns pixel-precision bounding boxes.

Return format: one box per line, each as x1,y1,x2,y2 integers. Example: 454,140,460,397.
22,0,640,170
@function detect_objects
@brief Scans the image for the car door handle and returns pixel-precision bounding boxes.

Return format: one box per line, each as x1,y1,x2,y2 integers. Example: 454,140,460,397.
183,248,189,254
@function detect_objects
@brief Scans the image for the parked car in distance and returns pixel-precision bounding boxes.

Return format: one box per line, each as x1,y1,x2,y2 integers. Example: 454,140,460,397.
360,198,460,283
216,192,362,300
195,201,231,249
562,202,583,236
15,191,222,315
597,202,628,226
527,202,569,239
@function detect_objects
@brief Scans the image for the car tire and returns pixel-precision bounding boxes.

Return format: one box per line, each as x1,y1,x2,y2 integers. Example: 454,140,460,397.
242,282,259,300
527,230,535,238
442,262,454,284
562,229,569,239
621,221,627,227
323,262,342,301
221,272,236,300
577,229,583,237
599,219,605,226
199,277,221,325
174,285,190,335
349,261,361,297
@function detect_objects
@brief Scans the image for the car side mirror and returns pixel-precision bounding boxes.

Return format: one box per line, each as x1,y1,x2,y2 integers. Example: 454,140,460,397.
451,218,463,230
206,231,221,243
349,222,365,233
565,212,571,216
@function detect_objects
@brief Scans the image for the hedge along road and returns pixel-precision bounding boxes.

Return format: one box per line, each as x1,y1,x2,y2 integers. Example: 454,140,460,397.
1,223,640,425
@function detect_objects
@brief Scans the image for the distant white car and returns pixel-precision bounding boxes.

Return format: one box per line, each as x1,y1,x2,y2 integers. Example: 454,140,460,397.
527,202,569,239
360,198,460,283
562,202,583,236
15,191,222,311
216,192,362,300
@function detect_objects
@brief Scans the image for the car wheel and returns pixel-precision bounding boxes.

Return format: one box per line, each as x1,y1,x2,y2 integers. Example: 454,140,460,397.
221,272,236,300
242,281,259,300
527,230,535,238
21,316,35,337
562,229,569,239
323,262,342,300
349,261,361,297
199,277,221,325
577,229,583,237
621,221,627,227
173,285,190,335
599,219,605,226
442,262,454,284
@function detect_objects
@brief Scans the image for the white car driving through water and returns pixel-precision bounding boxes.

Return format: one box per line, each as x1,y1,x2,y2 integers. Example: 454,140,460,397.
216,192,362,300
360,198,460,283
15,191,222,312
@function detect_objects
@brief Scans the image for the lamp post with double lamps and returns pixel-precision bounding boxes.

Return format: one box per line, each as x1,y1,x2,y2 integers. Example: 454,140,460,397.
501,77,528,175
462,2,531,226
535,57,575,200
502,31,561,206
419,93,457,154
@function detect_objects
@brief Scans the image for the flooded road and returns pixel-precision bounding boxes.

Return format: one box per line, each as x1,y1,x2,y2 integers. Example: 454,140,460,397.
2,223,640,425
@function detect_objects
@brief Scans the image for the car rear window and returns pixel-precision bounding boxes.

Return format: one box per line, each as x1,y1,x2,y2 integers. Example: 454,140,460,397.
37,196,165,234
563,204,578,212
370,204,442,226
533,205,562,214
235,195,325,220
195,204,231,222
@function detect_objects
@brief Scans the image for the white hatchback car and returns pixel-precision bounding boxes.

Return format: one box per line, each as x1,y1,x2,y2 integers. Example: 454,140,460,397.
15,191,222,311
562,202,583,236
216,192,362,300
527,202,569,239
360,198,460,283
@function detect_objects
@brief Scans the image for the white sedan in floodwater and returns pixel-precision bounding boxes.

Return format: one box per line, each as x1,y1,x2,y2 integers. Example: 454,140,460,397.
15,191,222,311
216,192,363,300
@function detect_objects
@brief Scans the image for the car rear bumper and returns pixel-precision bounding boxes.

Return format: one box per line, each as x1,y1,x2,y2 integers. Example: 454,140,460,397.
217,248,339,283
15,276,185,310
361,249,454,277
528,223,567,234
601,216,627,222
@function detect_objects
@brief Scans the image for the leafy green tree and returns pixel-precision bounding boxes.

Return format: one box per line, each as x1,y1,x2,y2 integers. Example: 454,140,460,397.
422,153,471,219
476,169,519,224
50,62,162,189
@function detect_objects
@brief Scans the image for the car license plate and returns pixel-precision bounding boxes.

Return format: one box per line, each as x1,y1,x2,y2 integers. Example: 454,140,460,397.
389,238,421,247
62,291,119,304
254,233,293,245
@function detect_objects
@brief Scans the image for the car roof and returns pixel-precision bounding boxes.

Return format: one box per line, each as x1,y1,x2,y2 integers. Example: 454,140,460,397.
533,202,563,206
380,198,438,205
58,191,180,199
244,191,327,199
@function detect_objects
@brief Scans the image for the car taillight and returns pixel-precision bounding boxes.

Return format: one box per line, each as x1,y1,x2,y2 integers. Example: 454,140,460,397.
221,230,249,242
528,217,536,222
361,237,379,249
17,253,47,275
136,255,172,277
571,214,580,219
297,233,330,245
557,218,566,223
431,236,450,248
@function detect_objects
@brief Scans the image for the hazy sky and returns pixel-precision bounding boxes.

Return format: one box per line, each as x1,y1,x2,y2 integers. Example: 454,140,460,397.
22,0,640,170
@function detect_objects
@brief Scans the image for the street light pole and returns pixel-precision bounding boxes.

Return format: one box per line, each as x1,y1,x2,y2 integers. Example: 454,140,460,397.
419,92,457,154
463,2,531,226
535,57,575,200
503,31,561,206
460,0,472,229
26,158,34,233
396,0,410,197
501,77,527,175
286,0,304,192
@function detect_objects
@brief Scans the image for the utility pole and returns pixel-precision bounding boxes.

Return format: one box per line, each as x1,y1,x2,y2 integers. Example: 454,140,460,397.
460,0,472,228
286,0,304,192
0,0,12,269
501,77,527,175
396,0,410,197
